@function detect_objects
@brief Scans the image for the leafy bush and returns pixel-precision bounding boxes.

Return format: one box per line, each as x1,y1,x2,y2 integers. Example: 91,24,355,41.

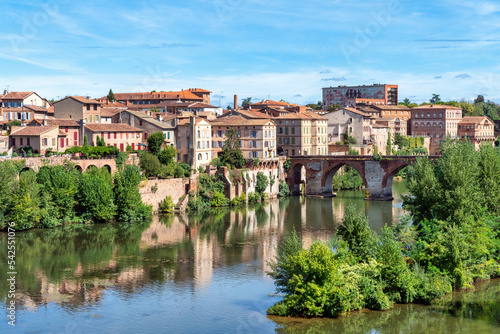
283,158,291,172
115,151,128,169
113,165,151,222
139,153,161,178
158,195,175,213
147,132,166,156
255,172,269,194
278,180,290,197
210,191,230,207
77,167,116,222
158,146,177,165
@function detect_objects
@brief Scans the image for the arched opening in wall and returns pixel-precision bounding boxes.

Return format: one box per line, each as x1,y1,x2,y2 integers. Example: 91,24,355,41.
291,163,306,195
324,163,366,196
74,165,83,173
19,167,34,176
86,165,98,172
103,164,112,174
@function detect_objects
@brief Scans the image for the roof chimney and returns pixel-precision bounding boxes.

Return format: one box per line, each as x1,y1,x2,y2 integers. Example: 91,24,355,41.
42,119,47,126
234,95,237,110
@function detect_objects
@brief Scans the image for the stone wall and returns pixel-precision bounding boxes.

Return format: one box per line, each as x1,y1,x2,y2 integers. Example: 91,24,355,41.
139,177,195,211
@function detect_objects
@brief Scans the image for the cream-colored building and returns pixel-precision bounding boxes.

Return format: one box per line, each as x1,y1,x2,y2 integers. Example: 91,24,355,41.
9,125,62,154
176,117,212,169
458,116,497,149
210,115,277,159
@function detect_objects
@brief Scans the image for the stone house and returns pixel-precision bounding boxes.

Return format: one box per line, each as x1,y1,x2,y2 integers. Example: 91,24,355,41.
9,125,62,154
53,96,102,123
84,123,143,151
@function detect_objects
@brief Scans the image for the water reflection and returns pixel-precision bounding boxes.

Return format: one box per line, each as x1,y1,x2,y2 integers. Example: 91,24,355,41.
0,180,497,333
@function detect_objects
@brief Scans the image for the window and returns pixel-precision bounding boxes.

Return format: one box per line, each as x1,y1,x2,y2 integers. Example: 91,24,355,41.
87,105,90,111
108,132,111,139
93,105,97,111
291,127,295,134
139,120,143,126
114,132,117,139
292,137,295,144
65,127,69,133
95,115,99,122
237,130,241,137
43,138,47,146
198,153,202,161
285,127,288,135
178,141,181,148
20,138,23,146
27,138,30,146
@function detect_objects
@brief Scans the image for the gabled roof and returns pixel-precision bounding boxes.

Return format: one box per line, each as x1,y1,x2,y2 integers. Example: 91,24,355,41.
459,116,494,124
236,109,273,119
24,105,48,112
106,90,203,102
85,123,142,132
100,107,123,117
249,99,301,108
121,109,174,129
210,115,276,126
370,105,410,111
27,119,79,127
2,91,35,100
54,96,101,105
326,107,371,118
10,125,58,136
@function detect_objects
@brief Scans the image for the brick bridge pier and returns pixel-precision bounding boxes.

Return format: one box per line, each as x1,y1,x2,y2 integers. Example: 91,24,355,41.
287,155,436,201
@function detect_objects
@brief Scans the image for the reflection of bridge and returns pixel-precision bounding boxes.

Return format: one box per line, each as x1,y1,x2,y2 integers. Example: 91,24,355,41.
287,155,438,201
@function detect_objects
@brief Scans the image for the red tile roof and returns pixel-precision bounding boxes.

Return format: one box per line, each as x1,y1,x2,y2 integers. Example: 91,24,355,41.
210,115,275,126
85,123,142,132
188,88,211,93
459,116,493,124
2,92,35,100
28,119,80,127
105,90,203,102
10,125,58,136
236,109,273,119
100,107,123,117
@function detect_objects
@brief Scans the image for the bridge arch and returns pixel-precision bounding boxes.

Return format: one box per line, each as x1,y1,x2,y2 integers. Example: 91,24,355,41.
323,162,367,196
290,163,306,195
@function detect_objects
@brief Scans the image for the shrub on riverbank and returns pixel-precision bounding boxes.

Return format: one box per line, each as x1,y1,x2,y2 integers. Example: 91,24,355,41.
267,139,500,318
0,162,152,230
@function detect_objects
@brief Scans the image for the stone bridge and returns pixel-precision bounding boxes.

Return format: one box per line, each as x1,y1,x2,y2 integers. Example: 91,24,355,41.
287,155,437,201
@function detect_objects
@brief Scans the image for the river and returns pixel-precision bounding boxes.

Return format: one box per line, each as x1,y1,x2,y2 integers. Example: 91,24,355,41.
1,179,499,333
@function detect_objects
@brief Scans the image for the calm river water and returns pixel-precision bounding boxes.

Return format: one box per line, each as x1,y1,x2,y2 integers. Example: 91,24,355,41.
1,180,499,333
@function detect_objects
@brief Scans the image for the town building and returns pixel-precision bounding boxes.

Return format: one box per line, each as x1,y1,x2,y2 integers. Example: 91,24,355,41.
209,115,277,159
84,123,143,151
27,119,82,149
322,84,398,109
9,125,62,154
410,105,462,154
323,107,373,145
375,117,408,138
97,89,210,107
175,117,212,169
458,116,497,149
371,123,390,153
53,96,102,123
0,91,52,124
369,105,411,121
116,109,175,146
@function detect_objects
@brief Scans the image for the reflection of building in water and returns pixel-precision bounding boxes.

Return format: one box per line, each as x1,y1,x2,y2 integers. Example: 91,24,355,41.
141,215,189,247
193,236,214,292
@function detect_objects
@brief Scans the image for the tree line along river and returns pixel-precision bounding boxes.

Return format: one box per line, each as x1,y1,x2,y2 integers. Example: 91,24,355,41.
0,180,499,333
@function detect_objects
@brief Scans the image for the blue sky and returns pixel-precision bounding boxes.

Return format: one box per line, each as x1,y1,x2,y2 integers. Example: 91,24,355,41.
1,0,500,106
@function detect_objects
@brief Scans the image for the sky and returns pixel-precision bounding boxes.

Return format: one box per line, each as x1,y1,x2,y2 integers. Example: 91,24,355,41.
1,0,500,107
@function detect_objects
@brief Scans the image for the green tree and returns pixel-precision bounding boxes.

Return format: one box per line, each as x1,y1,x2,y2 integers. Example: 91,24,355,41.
219,128,245,168
429,94,441,104
242,97,252,107
474,95,485,104
107,89,116,102
83,134,89,146
402,98,411,106
77,167,116,222
386,137,392,155
0,161,21,227
460,101,474,117
139,153,161,177
158,146,177,165
337,205,378,261
10,170,42,230
256,172,269,194
114,165,151,222
147,132,166,156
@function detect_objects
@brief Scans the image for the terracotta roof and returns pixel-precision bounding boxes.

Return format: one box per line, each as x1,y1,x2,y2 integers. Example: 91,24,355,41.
249,99,301,108
188,88,211,93
459,116,493,124
24,105,48,112
372,123,389,128
85,123,142,132
235,109,273,119
377,117,406,122
177,117,210,126
371,105,410,111
188,102,218,108
10,125,58,136
27,119,79,127
106,90,203,102
412,104,461,110
2,92,34,100
356,106,379,113
100,107,123,117
54,96,101,105
327,107,371,118
210,115,275,126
